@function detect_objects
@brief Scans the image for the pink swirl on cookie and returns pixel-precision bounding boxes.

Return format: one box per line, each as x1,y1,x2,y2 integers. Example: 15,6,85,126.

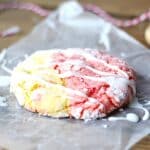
48,48,136,119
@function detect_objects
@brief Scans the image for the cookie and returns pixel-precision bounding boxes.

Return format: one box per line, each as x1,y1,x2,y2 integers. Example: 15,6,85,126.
10,48,136,120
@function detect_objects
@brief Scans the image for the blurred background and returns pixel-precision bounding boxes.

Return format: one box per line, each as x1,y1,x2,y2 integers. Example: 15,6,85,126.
0,0,150,149
0,0,150,49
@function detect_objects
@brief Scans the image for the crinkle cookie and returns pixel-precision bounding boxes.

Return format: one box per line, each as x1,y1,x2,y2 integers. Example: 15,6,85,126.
10,48,136,120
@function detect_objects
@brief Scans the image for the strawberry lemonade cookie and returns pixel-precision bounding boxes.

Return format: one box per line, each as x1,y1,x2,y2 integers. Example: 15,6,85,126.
10,48,136,120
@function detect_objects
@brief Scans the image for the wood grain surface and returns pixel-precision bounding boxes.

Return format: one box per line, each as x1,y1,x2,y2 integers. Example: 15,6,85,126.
0,0,149,150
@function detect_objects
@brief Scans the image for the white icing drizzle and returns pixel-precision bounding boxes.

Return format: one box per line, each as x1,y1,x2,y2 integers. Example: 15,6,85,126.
85,65,118,76
143,101,150,106
126,113,139,122
37,49,129,78
109,98,150,122
46,49,135,95
129,97,150,121
103,124,108,128
31,50,136,98
142,107,150,121
108,113,139,123
68,49,128,78
58,65,121,77
55,59,122,77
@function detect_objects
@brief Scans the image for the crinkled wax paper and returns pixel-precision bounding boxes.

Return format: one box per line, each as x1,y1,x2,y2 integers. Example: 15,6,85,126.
0,1,150,150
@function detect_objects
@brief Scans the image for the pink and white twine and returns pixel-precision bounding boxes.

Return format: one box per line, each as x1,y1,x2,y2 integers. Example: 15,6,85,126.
84,4,150,27
0,2,149,37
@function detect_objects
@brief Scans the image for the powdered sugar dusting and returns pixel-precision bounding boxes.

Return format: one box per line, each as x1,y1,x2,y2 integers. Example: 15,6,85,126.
108,113,139,123
129,97,150,121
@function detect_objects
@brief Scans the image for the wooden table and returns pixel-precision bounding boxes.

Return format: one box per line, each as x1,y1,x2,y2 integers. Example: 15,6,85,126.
0,0,149,149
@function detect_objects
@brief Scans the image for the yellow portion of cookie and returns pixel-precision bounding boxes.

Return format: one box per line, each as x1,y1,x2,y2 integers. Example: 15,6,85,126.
11,52,70,117
15,73,69,117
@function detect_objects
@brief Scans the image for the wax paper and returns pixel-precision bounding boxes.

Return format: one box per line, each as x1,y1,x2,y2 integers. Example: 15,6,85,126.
0,1,150,150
